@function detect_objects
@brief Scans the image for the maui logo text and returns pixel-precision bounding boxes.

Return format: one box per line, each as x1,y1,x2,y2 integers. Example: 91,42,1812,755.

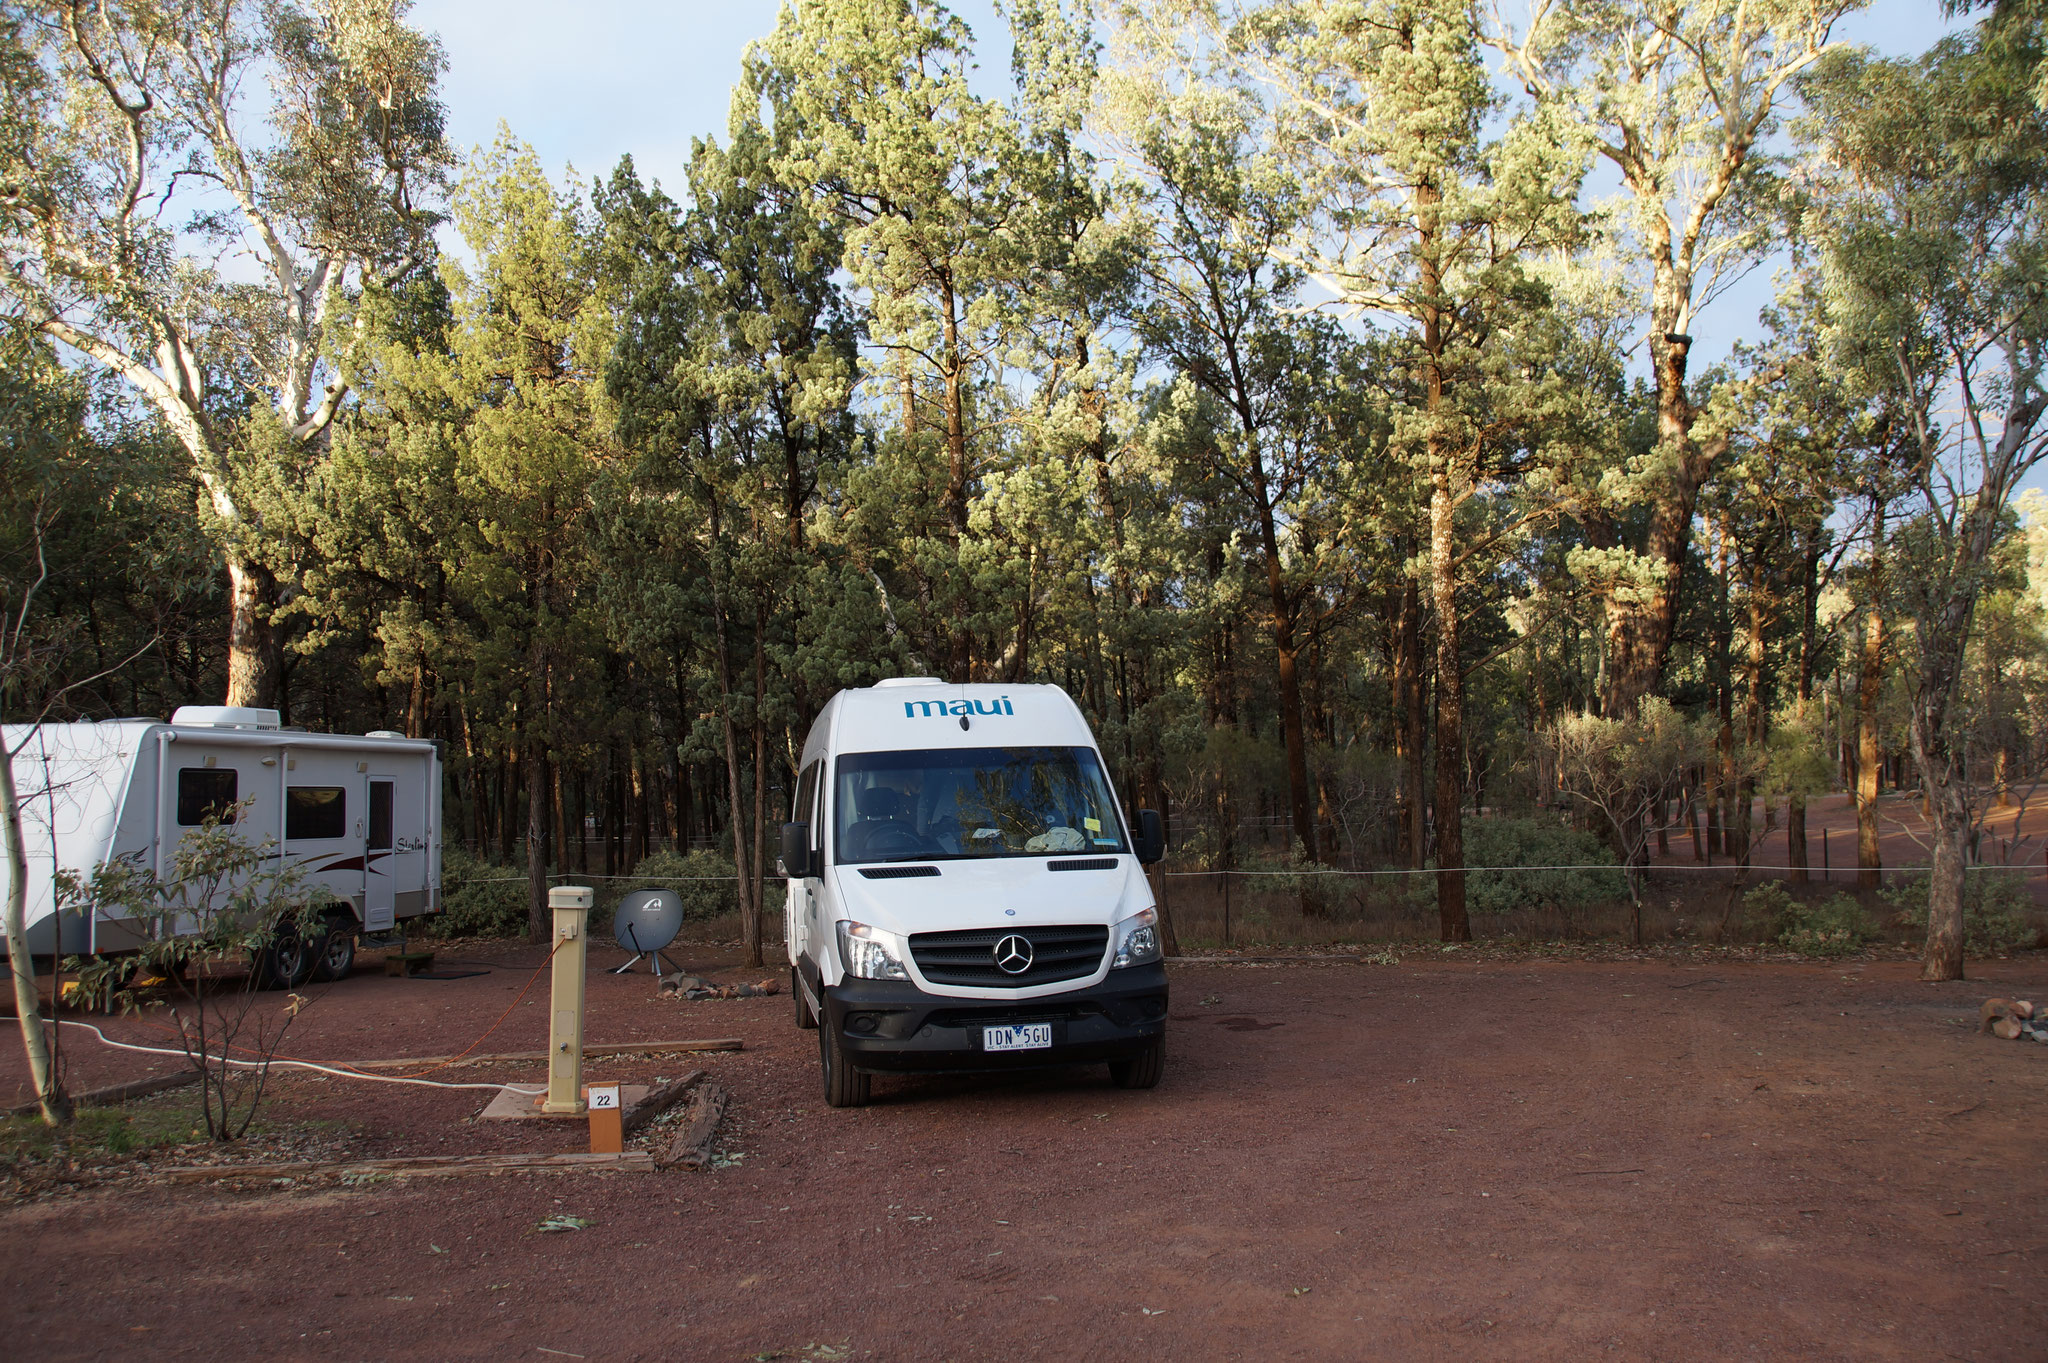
904,698,1013,718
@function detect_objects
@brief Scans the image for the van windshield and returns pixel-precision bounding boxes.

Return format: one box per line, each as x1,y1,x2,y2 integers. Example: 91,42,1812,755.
834,747,1129,864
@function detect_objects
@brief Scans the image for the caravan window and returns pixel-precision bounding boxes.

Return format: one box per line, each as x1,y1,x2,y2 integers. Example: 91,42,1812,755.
176,768,239,825
287,787,347,840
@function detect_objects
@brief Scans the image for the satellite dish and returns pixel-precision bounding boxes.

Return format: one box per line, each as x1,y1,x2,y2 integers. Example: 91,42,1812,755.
610,888,684,976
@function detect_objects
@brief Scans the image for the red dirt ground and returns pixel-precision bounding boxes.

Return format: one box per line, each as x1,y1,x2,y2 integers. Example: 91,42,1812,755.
4,940,2046,1361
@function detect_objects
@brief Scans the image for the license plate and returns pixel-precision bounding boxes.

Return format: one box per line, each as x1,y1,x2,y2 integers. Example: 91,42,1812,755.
983,1023,1053,1052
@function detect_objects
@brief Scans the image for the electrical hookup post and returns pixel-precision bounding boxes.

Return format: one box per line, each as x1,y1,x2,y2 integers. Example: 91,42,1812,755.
542,885,593,1115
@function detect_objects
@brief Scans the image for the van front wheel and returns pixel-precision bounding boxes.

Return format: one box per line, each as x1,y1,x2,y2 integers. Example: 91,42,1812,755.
819,1021,871,1108
793,968,818,1030
1109,1037,1165,1090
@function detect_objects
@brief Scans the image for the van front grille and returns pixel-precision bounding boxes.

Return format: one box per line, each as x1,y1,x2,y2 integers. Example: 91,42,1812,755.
908,924,1109,988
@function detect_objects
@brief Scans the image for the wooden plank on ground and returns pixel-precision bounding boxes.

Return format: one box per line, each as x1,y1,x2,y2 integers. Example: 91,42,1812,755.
158,1150,655,1183
6,1069,200,1118
335,1039,743,1071
621,1070,705,1138
657,1080,729,1171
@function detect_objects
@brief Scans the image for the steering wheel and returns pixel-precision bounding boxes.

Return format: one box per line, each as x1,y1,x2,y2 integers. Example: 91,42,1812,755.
848,821,933,860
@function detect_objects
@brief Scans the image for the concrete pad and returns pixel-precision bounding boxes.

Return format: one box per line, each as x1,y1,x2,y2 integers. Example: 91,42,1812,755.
478,1082,648,1122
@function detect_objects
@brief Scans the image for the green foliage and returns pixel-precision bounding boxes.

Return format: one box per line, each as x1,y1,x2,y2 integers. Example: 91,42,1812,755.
1883,870,2039,955
434,847,530,939
1455,818,1627,915
1743,884,1877,957
63,808,328,1141
607,850,783,925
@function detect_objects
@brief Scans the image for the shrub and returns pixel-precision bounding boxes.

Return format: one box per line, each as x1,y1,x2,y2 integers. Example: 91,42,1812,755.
1777,893,1876,957
1883,869,2037,956
1454,817,1627,915
600,849,785,926
434,846,529,938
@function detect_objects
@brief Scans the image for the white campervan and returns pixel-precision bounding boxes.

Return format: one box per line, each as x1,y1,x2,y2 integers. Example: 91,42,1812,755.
781,679,1168,1107
2,706,442,987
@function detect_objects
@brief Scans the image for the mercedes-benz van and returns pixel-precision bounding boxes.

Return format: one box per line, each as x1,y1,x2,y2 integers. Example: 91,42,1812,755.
780,679,1168,1107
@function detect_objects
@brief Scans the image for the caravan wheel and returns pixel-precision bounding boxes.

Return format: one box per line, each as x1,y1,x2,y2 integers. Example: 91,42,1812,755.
310,915,357,982
251,922,316,990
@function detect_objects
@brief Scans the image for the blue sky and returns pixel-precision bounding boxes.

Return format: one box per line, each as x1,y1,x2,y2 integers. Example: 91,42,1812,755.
410,0,1965,365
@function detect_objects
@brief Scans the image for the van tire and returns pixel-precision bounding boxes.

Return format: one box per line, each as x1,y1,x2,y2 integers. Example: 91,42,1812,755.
819,1021,871,1108
251,922,316,990
793,967,818,1030
310,915,357,982
1109,1037,1165,1090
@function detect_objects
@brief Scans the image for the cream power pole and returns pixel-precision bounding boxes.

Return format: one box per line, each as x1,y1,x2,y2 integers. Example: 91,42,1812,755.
542,885,593,1115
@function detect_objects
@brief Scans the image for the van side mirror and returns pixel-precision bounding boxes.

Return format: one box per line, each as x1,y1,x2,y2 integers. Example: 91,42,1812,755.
1134,808,1165,865
780,822,815,879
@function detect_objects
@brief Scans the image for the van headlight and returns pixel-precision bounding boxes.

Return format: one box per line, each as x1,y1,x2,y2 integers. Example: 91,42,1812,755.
1112,907,1161,968
837,920,909,981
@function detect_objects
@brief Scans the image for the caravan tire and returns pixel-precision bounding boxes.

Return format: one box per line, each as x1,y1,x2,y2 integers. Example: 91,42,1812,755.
819,1020,871,1108
251,922,317,991
310,915,358,982
793,968,818,1030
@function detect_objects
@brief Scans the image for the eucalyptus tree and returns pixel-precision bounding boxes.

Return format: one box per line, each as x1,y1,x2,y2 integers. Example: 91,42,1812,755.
423,135,615,936
1097,15,1345,870
1209,0,1585,936
0,0,449,707
748,0,1056,682
1485,0,1862,715
1803,26,2048,980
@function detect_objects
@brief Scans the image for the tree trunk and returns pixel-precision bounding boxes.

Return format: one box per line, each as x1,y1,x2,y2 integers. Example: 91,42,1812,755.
3,742,69,1124
1430,471,1469,942
1921,799,1970,982
939,275,972,683
1250,456,1317,869
525,728,548,941
1788,535,1821,881
1391,572,1426,870
1597,311,1720,716
224,555,282,709
747,607,769,970
1857,605,1885,890
710,570,757,954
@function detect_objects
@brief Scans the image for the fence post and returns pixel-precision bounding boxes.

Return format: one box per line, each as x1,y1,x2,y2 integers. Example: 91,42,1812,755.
1222,869,1232,949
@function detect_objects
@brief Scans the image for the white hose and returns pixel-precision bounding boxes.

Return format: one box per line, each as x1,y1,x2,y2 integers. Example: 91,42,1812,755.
58,1019,542,1093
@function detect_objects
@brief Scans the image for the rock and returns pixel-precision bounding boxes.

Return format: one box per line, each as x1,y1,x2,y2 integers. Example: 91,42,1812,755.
1990,1017,2023,1040
1981,999,2016,1032
2011,1000,2035,1020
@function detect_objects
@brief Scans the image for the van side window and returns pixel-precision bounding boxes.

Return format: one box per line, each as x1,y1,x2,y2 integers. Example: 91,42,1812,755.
176,768,238,825
793,762,819,846
286,787,346,840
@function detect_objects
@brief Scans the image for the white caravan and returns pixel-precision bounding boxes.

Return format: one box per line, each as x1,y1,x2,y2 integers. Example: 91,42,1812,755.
2,706,442,987
781,679,1168,1107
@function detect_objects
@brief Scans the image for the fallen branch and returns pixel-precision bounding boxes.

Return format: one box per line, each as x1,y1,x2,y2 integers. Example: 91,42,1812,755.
5,1069,198,1118
658,1080,729,1171
158,1151,655,1183
336,1039,742,1071
621,1069,705,1138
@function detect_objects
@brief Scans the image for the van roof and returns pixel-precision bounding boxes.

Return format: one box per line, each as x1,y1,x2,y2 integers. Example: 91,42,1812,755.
804,682,1097,764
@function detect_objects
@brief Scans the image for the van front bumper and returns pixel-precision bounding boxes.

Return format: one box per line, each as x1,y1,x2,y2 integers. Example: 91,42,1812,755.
822,963,1168,1074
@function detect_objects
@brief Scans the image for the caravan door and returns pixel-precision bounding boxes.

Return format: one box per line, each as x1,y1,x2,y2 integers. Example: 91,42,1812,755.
364,776,396,932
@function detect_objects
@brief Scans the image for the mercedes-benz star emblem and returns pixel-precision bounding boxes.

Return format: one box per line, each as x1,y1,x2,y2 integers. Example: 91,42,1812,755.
993,934,1034,974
